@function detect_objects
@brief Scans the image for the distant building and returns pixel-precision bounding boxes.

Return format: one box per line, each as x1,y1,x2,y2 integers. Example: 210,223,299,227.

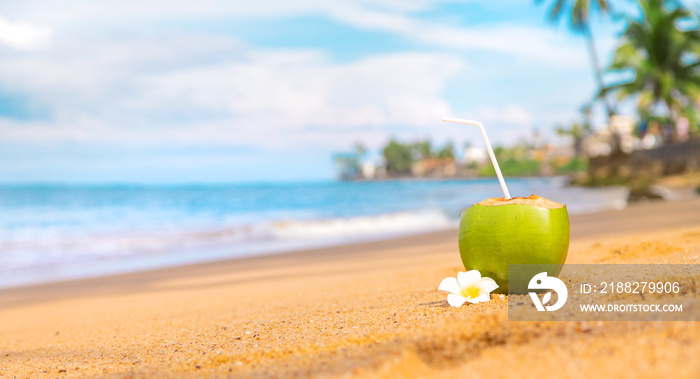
609,115,637,153
411,158,456,178
585,131,613,157
584,115,637,157
463,146,488,164
361,161,376,179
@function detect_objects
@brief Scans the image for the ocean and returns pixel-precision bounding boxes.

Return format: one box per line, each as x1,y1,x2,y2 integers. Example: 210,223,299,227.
0,178,627,289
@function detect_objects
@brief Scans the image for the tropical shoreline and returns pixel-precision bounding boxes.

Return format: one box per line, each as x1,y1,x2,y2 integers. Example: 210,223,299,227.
1,195,697,306
0,177,633,290
0,197,699,377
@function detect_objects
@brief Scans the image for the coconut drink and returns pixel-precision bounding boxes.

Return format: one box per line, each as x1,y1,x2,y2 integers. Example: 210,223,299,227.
459,195,569,293
443,117,570,294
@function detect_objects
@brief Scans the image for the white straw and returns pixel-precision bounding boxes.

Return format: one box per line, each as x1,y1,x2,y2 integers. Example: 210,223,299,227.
441,117,511,199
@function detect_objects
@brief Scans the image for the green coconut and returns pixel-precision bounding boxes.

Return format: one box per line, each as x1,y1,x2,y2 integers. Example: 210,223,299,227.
458,195,569,294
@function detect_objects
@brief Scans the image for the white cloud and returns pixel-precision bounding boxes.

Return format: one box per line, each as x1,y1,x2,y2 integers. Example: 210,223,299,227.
478,105,533,126
0,32,465,150
0,16,50,49
0,1,447,25
327,5,587,68
0,0,592,157
0,1,585,66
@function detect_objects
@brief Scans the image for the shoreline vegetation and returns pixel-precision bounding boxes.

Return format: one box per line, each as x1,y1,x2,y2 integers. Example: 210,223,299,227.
333,135,700,202
334,138,586,181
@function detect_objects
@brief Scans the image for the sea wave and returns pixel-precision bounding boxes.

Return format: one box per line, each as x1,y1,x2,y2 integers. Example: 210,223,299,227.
0,179,634,289
271,209,453,239
0,208,454,288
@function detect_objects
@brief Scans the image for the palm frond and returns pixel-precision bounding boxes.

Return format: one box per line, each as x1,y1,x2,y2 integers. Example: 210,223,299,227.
603,0,700,123
595,0,610,13
549,0,567,22
572,0,590,27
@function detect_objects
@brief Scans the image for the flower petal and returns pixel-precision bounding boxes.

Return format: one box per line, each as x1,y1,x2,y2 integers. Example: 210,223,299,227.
438,277,461,295
447,294,469,307
474,293,491,303
457,270,481,289
476,277,499,294
465,296,481,304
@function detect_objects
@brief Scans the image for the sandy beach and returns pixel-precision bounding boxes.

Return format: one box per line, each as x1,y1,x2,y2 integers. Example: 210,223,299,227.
1,198,699,378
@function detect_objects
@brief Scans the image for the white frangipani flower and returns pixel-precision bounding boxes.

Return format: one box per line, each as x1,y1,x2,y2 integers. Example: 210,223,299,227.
438,270,499,307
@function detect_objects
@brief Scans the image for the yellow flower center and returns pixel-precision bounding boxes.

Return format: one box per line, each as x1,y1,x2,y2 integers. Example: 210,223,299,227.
461,285,481,299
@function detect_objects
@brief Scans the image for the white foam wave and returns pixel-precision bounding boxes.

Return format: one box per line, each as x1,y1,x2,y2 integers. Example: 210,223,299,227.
271,209,453,239
0,209,454,275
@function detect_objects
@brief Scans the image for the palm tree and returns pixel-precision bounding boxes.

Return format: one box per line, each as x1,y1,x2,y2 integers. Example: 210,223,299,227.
537,0,615,117
600,0,700,140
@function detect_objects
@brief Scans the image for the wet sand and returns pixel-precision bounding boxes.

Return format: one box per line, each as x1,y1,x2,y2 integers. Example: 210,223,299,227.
0,198,699,378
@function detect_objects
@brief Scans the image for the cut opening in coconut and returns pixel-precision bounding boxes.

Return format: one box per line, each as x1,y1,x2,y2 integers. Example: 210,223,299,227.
476,194,565,209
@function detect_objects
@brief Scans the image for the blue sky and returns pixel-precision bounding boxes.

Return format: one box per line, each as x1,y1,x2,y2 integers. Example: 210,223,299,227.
0,0,664,183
